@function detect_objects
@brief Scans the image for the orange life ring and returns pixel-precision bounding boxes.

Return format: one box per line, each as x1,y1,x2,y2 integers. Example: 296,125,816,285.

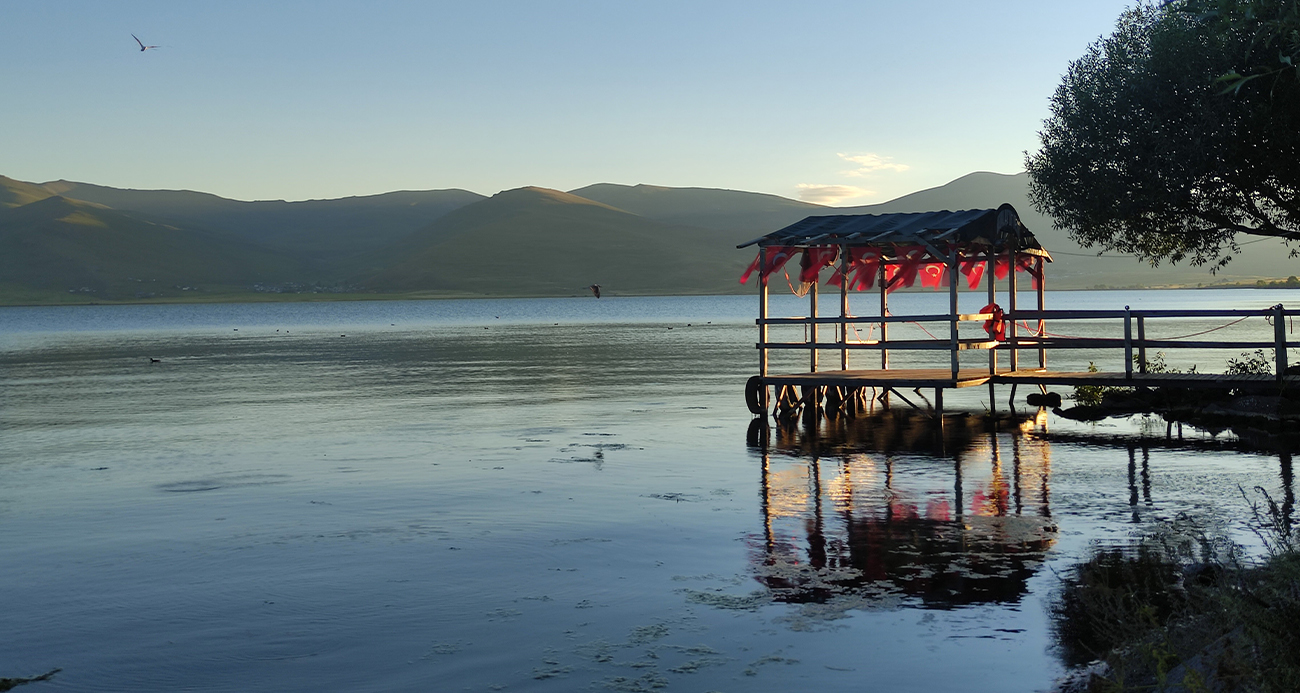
981,303,1006,341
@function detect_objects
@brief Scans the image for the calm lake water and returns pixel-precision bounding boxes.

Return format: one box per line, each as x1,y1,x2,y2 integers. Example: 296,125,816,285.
1,290,1296,692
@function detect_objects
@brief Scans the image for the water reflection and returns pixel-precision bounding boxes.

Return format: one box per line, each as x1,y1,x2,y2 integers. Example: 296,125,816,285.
1127,444,1152,523
1280,451,1294,528
748,411,1058,609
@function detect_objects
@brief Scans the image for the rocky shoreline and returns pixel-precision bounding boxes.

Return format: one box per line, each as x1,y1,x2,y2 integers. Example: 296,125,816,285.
1053,387,1300,450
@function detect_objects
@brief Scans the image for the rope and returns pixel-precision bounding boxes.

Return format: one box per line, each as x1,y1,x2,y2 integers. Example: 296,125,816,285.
1263,306,1295,334
1160,315,1253,340
840,315,1257,344
783,269,806,297
848,321,874,343
875,307,944,340
1010,314,1255,341
909,320,942,340
796,288,1280,350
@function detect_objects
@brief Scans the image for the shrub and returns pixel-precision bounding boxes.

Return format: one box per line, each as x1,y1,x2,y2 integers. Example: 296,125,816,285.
1226,349,1272,376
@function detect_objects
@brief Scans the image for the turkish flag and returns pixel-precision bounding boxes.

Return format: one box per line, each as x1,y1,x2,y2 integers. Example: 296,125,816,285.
919,262,949,289
739,246,797,284
886,246,928,293
958,252,986,290
799,246,840,283
826,248,882,290
1016,255,1043,289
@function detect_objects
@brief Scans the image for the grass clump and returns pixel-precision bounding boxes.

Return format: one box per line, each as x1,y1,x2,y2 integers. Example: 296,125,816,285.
1053,494,1300,692
1052,545,1188,669
1072,362,1132,406
1072,355,1185,406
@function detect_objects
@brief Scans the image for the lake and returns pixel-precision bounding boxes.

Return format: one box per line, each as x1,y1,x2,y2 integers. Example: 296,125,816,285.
1,290,1295,692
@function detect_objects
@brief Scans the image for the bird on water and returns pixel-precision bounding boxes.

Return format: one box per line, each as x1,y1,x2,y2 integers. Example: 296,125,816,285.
132,34,160,51
587,284,602,299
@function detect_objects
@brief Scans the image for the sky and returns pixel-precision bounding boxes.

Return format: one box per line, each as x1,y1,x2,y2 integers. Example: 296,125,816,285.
1,1,1135,205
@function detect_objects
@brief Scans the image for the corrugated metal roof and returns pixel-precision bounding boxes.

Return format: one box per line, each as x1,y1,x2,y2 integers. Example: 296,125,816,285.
738,203,1049,258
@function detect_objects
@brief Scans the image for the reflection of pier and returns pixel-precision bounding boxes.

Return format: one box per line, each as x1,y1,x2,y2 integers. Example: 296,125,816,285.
750,411,1057,608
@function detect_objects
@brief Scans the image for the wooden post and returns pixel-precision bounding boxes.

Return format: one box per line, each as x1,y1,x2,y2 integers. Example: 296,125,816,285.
1275,304,1288,383
1138,316,1147,374
987,250,997,376
948,245,959,380
880,258,889,370
1008,246,1019,372
759,249,770,409
1124,305,1133,380
1037,260,1046,370
840,245,850,371
810,279,819,373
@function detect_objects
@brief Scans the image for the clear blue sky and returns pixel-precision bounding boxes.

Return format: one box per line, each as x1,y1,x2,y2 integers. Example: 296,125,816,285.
1,1,1133,204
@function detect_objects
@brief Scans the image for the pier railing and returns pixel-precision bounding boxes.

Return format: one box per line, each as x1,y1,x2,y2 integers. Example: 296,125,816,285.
757,304,1298,382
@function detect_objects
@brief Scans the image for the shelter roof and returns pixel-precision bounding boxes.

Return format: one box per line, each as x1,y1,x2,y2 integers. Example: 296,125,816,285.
739,203,1049,258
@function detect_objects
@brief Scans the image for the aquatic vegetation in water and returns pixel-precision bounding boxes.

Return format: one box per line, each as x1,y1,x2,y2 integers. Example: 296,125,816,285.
0,670,60,692
1052,500,1300,692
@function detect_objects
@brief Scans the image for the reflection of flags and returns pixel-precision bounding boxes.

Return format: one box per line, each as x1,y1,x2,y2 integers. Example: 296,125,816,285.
926,498,951,522
799,246,840,283
739,246,797,284
827,248,881,290
970,487,1010,516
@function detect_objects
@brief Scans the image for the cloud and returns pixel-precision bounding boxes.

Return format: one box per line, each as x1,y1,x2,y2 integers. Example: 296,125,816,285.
838,152,909,177
796,184,874,205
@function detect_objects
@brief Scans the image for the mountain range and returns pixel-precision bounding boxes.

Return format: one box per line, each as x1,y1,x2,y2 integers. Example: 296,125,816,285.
1,172,1294,304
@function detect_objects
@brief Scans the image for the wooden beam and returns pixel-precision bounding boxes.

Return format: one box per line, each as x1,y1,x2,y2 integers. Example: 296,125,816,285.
840,244,850,370
948,244,959,380
810,278,819,373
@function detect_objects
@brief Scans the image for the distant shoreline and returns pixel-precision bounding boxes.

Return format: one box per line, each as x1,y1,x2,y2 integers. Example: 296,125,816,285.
2,284,1298,308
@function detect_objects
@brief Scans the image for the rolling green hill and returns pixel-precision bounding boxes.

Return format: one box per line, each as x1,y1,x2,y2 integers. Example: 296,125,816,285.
0,175,56,209
365,187,750,296
0,195,304,301
21,179,485,267
569,183,825,233
2,171,1295,305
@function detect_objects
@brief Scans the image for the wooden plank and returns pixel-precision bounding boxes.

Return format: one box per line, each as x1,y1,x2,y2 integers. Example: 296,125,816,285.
1012,309,1283,319
759,367,1300,393
763,339,999,351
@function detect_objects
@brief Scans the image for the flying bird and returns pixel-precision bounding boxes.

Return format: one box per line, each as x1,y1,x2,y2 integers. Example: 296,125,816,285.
587,284,601,299
132,34,160,51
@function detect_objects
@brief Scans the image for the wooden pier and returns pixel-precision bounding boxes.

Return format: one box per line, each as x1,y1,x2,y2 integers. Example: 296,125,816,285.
739,205,1298,419
764,366,1294,390
763,367,1299,391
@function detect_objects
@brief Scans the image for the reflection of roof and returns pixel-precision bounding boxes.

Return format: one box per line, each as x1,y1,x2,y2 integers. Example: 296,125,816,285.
739,203,1050,259
759,513,1057,608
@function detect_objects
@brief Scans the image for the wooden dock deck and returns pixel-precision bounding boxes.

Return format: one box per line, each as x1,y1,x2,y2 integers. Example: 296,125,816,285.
762,368,1300,391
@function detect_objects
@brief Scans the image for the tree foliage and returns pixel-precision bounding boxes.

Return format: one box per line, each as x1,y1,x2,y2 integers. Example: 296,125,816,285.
1026,2,1300,269
1174,0,1300,90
